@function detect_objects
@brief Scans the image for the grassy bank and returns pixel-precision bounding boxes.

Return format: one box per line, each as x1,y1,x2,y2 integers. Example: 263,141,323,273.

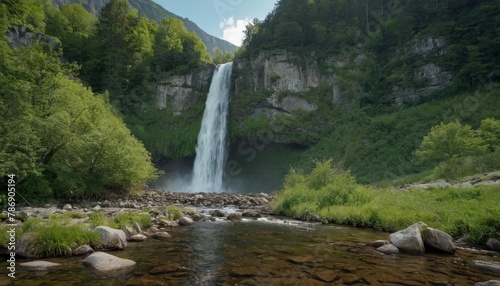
271,160,500,245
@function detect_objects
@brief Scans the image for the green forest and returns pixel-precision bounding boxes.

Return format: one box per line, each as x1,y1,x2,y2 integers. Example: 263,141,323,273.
1,0,500,204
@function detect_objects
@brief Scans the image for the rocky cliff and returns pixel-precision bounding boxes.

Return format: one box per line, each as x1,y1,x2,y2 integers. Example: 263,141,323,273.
156,63,215,116
6,25,60,49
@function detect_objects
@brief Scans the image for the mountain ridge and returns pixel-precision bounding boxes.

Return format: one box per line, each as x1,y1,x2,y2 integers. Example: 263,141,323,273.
51,0,238,56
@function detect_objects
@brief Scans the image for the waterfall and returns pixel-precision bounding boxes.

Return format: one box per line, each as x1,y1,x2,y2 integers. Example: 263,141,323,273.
191,62,233,193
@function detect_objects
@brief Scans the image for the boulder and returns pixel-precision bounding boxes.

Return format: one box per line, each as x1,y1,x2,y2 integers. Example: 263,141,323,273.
62,204,72,211
93,226,127,250
372,240,390,248
486,238,500,252
92,205,102,211
152,232,172,241
82,252,136,273
192,213,204,221
389,221,427,255
242,210,261,218
129,234,147,242
473,260,500,274
132,222,142,234
376,244,399,255
15,234,36,258
475,281,500,286
20,261,61,271
72,245,94,256
227,212,243,222
422,227,455,254
179,216,194,226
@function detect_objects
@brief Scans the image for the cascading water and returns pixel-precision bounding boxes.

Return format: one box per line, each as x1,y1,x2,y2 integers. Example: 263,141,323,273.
190,62,233,193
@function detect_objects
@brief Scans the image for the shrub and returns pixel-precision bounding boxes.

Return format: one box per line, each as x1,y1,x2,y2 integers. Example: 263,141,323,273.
113,212,152,228
165,206,184,220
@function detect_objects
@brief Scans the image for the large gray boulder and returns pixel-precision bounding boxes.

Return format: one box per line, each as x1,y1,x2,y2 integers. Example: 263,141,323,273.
82,252,136,273
93,226,127,250
422,227,455,254
178,216,194,226
389,221,427,255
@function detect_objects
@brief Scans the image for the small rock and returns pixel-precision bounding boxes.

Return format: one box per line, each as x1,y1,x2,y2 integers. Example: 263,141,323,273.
101,200,112,207
372,240,391,248
486,238,500,252
152,232,172,241
82,252,136,273
149,226,159,233
192,213,204,221
20,261,61,271
473,260,500,274
179,217,194,226
309,214,320,222
376,244,399,255
72,245,94,256
132,222,142,234
122,225,134,238
92,205,102,211
474,281,500,286
62,204,72,210
212,209,226,217
242,210,261,218
129,234,147,242
227,212,243,222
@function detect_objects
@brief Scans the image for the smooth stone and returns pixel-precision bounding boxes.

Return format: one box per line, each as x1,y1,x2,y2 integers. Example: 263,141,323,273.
372,240,390,248
376,244,400,255
129,234,147,242
422,227,455,254
389,221,427,255
132,222,142,234
93,226,127,250
122,225,134,237
20,261,61,271
152,232,172,241
62,204,72,210
92,205,102,211
72,245,94,256
473,260,500,274
475,281,500,286
212,209,226,217
82,252,136,273
178,216,194,226
242,210,261,218
486,238,500,252
227,212,243,222
191,213,204,221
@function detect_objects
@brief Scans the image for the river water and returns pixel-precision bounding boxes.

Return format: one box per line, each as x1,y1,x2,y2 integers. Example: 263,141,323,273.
4,218,499,285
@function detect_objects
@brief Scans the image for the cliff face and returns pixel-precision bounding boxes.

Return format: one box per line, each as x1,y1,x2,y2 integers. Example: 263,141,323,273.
6,25,60,49
156,63,215,116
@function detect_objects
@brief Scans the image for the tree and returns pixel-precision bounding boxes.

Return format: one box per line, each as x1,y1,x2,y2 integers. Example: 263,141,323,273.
212,48,234,64
478,118,500,152
416,121,486,163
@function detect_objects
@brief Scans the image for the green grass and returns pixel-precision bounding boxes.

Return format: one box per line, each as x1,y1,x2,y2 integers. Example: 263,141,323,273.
165,205,184,220
113,212,152,229
272,160,500,245
88,212,107,228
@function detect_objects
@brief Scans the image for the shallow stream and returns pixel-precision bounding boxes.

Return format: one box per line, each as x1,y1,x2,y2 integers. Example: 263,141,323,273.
4,218,499,285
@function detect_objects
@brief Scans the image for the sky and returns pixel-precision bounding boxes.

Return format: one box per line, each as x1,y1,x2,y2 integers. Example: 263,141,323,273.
154,0,279,46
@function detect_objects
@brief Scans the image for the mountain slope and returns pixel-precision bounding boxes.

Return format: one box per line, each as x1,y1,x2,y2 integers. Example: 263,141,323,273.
51,0,238,55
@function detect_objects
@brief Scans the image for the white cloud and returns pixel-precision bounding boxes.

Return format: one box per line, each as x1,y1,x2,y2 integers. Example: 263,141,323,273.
219,17,250,47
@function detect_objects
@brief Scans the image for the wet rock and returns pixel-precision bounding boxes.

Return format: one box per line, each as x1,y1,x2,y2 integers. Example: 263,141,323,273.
129,234,147,242
212,209,226,217
62,204,72,210
372,240,390,248
191,213,204,221
473,260,500,274
475,281,500,286
242,210,261,218
72,245,94,256
376,244,399,255
486,238,500,252
132,222,142,234
93,226,127,250
152,232,172,241
82,252,136,273
149,226,159,233
389,221,427,255
287,255,315,264
422,227,455,254
122,225,134,237
339,273,365,285
179,216,194,226
227,212,243,222
309,214,320,222
313,269,340,282
20,261,61,271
